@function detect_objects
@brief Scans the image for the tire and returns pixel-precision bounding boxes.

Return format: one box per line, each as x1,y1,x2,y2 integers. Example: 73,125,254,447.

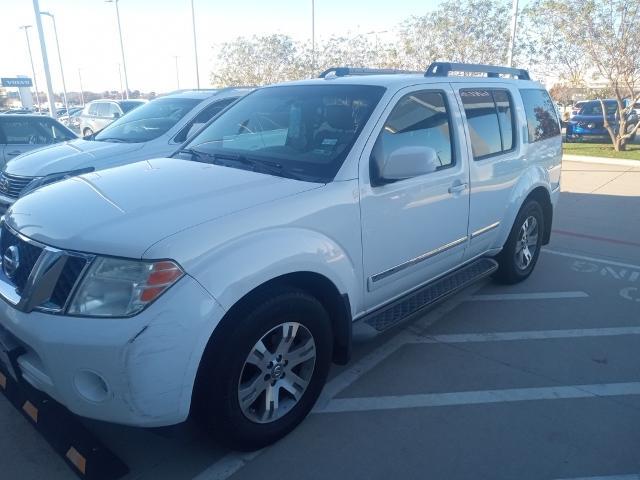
194,287,332,450
83,128,93,137
494,199,545,284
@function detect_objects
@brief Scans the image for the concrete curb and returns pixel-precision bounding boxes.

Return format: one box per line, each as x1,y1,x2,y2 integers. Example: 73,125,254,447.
563,154,640,167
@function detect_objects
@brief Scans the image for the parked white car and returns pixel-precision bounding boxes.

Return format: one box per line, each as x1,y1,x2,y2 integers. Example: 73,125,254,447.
0,63,561,450
0,88,251,213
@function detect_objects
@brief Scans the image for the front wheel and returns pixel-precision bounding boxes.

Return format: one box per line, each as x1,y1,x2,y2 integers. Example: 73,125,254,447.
495,199,545,284
194,288,332,450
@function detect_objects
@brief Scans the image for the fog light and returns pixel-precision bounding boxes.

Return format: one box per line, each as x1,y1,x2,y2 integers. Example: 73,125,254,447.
73,370,110,403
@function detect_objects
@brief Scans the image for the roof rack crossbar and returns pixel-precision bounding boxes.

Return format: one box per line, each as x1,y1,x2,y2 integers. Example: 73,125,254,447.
319,67,422,78
425,62,531,80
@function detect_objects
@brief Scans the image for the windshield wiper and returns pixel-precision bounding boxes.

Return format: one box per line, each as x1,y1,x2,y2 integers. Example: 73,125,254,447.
176,148,217,163
96,137,130,143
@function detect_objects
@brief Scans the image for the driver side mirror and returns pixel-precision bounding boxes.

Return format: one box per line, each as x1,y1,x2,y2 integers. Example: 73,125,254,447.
377,146,440,184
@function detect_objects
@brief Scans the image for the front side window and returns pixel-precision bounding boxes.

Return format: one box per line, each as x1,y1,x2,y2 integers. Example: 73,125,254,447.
88,103,100,116
182,85,385,182
520,89,561,142
461,89,515,159
0,118,53,144
371,90,454,178
41,120,75,142
95,97,201,143
96,103,111,117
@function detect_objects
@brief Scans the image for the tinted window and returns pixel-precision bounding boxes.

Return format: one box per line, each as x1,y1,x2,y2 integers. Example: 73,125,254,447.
0,118,53,144
106,103,121,117
579,101,617,116
40,119,75,141
88,103,100,116
96,103,111,117
184,85,385,182
520,89,561,142
174,97,236,144
494,90,514,151
372,90,454,178
461,89,511,159
95,97,201,143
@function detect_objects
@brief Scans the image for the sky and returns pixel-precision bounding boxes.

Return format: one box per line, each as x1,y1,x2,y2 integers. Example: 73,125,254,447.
0,0,447,95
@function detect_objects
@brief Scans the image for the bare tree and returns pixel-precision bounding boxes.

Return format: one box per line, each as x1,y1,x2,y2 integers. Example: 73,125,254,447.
529,0,640,150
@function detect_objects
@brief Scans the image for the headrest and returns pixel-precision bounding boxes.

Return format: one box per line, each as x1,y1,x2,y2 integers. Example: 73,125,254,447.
326,105,354,130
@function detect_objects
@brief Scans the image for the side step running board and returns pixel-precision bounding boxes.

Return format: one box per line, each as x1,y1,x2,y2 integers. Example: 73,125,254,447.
355,257,498,337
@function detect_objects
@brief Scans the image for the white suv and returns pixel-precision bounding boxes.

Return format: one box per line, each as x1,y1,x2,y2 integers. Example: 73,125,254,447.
0,63,561,450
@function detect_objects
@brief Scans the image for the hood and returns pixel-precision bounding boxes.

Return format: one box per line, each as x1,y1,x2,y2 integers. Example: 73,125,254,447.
5,158,321,259
5,139,145,177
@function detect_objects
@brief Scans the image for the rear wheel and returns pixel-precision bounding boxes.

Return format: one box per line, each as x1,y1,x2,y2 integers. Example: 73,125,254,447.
194,288,332,450
495,199,545,284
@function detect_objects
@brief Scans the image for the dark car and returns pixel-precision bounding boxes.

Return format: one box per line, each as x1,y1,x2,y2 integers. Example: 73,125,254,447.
0,114,77,166
566,100,638,141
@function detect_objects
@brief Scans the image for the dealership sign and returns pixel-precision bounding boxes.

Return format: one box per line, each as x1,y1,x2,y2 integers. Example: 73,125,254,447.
1,78,33,87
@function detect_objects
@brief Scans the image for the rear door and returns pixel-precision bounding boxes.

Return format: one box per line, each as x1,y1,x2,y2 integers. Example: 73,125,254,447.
453,84,523,259
359,84,470,309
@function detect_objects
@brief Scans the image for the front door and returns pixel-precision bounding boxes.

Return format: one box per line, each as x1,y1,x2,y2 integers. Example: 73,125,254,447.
359,85,470,310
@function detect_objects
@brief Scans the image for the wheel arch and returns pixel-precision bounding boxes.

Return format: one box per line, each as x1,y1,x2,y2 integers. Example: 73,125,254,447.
525,186,553,245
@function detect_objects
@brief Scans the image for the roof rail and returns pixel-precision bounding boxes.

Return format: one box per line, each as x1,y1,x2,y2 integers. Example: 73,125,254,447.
425,62,531,80
319,67,422,78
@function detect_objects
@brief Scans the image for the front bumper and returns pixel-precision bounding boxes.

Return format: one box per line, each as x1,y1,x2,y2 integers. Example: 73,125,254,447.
0,275,224,427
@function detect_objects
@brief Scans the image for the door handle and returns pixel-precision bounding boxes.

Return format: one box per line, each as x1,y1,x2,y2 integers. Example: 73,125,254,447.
448,182,468,194
7,151,22,157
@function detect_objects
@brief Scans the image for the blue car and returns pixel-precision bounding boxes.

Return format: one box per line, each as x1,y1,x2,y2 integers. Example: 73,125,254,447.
566,99,638,141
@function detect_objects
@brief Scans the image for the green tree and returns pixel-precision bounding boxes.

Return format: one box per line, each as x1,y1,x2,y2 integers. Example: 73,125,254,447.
527,0,640,150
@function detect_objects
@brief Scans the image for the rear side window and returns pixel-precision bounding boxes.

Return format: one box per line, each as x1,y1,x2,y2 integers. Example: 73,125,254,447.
0,118,53,144
460,89,515,160
519,89,560,142
373,90,454,175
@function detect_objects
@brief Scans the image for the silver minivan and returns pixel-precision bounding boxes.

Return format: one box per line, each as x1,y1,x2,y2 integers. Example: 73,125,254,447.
78,99,147,137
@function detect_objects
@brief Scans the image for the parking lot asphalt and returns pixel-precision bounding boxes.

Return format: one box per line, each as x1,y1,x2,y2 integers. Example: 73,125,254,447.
2,159,640,480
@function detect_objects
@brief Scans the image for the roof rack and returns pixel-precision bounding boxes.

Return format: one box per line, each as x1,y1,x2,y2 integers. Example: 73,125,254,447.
319,67,422,78
425,62,531,80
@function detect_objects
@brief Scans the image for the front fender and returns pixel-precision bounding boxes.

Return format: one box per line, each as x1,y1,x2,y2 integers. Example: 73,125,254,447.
494,164,551,248
172,227,361,317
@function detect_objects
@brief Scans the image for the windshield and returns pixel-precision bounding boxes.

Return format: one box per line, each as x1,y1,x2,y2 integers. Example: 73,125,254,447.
579,101,617,116
181,84,385,182
121,100,146,113
95,97,201,143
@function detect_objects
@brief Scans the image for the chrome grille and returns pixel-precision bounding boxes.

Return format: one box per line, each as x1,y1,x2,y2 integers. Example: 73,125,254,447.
0,224,92,313
0,172,34,199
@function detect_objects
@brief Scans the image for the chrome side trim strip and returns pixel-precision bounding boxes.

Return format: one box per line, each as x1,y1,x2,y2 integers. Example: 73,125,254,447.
470,221,500,239
370,236,468,285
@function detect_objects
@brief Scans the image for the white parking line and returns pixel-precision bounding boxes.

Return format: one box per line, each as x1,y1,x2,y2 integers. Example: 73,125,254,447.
543,248,640,270
554,475,640,480
467,291,588,301
414,326,640,344
192,451,262,480
318,382,640,414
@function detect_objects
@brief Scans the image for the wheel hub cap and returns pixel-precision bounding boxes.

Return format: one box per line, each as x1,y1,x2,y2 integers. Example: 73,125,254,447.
515,215,539,270
238,322,316,424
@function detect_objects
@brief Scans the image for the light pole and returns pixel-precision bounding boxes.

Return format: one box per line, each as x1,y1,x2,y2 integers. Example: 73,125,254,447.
311,0,315,70
32,0,57,118
173,56,180,90
190,0,200,88
19,25,41,111
78,68,85,107
40,11,69,114
507,0,520,67
117,64,124,100
106,0,130,98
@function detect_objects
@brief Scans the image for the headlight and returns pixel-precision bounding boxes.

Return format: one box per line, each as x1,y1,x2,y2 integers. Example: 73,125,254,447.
67,257,184,317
